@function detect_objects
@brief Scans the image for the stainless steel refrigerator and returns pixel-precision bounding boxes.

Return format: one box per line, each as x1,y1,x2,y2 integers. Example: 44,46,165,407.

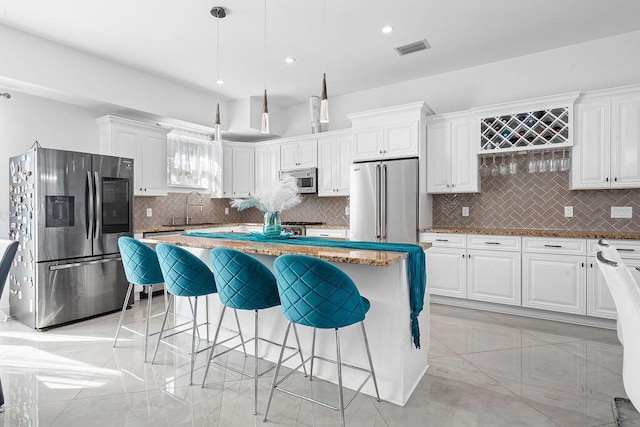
350,157,418,243
8,147,133,329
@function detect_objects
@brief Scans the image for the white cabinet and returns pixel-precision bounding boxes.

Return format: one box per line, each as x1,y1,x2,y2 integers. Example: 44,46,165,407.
254,143,281,194
280,137,317,170
572,86,640,189
426,114,479,193
317,131,351,196
97,116,169,196
305,227,349,239
426,247,467,298
211,142,254,198
348,102,431,162
522,236,587,315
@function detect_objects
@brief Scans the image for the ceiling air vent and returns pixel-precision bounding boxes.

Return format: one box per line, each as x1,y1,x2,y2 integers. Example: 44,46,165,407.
394,39,431,56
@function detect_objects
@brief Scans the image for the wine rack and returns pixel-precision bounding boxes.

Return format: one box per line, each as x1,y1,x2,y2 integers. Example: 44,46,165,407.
480,107,570,153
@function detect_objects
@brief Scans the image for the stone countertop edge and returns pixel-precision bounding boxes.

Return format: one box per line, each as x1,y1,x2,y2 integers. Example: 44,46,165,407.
135,223,350,234
420,227,640,240
141,234,418,267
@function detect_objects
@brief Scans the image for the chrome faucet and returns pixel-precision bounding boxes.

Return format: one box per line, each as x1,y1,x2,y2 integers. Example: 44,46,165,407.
185,191,203,225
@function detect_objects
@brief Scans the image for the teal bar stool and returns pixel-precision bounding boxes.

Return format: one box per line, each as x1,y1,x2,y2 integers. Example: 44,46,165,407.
116,237,169,362
152,243,244,385
264,254,380,427
202,248,307,415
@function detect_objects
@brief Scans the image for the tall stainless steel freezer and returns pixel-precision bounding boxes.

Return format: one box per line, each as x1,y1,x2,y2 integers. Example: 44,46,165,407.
350,157,418,243
8,147,133,329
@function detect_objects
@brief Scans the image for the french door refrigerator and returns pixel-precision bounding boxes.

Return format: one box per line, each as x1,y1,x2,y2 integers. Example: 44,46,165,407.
8,147,133,329
350,157,418,243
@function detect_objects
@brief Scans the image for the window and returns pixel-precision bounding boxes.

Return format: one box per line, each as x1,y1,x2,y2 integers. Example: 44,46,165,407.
167,130,212,188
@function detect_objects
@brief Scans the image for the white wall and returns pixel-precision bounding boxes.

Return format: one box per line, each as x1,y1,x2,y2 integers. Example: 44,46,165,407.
283,30,640,136
0,91,100,312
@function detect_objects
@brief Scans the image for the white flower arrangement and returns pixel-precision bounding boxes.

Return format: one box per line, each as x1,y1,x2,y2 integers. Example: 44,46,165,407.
231,175,301,213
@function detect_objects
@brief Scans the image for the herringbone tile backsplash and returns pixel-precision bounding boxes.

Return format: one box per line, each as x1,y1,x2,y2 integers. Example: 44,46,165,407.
134,192,349,229
433,155,640,232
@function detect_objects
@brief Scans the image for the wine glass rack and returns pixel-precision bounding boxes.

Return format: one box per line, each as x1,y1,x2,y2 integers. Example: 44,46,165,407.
480,107,571,153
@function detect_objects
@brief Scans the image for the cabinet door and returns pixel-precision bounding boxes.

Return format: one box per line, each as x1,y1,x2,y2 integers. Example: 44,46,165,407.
317,138,335,196
139,131,167,196
385,121,418,158
232,147,254,197
611,94,640,188
352,126,383,161
254,145,280,194
334,134,352,195
426,121,451,193
571,100,611,189
222,145,233,198
297,139,318,168
112,127,142,193
450,118,479,193
280,142,298,170
586,258,616,319
522,253,586,315
426,248,466,298
467,250,521,306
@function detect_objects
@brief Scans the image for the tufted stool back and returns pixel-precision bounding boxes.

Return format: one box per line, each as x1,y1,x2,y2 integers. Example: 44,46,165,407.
156,243,216,297
118,237,164,286
210,248,280,310
273,254,369,329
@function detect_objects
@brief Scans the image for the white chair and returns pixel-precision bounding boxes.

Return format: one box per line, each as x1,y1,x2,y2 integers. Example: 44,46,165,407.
0,239,19,413
596,244,640,424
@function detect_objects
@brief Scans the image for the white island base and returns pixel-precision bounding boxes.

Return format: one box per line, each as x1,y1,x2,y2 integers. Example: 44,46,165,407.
170,247,430,407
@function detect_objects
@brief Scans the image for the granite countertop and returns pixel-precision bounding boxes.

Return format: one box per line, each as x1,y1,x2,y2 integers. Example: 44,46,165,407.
420,227,640,240
142,234,412,267
136,223,349,234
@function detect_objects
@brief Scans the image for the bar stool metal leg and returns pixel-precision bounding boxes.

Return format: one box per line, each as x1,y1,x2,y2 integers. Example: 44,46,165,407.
361,322,380,401
292,324,308,377
335,328,346,427
234,309,248,357
263,322,292,422
309,327,316,381
189,296,199,385
114,282,135,348
201,306,227,387
143,285,153,362
152,294,174,364
254,310,259,415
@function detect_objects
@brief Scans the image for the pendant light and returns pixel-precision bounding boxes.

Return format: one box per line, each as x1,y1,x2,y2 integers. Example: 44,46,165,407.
261,0,270,134
211,6,226,141
320,0,329,124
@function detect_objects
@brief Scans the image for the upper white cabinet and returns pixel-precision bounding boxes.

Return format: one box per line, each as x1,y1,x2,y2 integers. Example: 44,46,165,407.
572,85,640,189
211,141,254,198
348,102,431,162
280,137,317,170
254,143,281,194
97,116,169,196
426,113,479,193
317,130,352,196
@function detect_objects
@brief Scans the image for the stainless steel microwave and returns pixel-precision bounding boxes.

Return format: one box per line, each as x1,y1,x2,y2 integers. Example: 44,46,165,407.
280,167,317,194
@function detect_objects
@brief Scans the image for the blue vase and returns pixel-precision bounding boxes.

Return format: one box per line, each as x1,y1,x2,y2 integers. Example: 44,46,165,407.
263,211,282,237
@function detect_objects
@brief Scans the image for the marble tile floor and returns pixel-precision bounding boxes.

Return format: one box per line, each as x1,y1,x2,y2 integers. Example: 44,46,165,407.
0,300,631,426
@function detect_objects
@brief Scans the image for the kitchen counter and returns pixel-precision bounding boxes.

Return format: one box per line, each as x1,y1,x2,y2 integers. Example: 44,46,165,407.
135,222,260,234
142,234,407,267
421,227,640,240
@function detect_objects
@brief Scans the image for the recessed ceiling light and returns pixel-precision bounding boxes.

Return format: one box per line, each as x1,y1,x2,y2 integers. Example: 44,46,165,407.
285,57,296,64
382,26,394,34
216,79,224,85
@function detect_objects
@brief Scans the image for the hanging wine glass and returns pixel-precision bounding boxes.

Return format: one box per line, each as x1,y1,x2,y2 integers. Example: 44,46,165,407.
548,150,559,172
560,150,570,172
527,151,537,173
479,156,490,177
509,153,518,175
537,150,547,173
490,155,499,176
499,155,508,175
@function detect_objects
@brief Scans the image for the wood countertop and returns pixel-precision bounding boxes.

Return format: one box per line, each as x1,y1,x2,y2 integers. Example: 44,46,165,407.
420,227,640,240
141,234,427,267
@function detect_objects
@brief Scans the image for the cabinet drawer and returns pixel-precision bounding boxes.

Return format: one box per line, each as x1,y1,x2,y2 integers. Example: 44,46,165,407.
587,238,640,259
305,228,348,239
467,235,521,252
420,233,466,248
522,237,586,255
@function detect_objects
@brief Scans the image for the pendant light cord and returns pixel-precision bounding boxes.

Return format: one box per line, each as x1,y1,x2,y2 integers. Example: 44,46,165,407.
323,0,327,74
264,0,267,90
216,13,220,104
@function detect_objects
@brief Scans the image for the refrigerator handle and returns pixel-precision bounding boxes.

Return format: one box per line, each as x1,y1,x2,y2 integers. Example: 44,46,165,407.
375,164,381,238
381,164,387,239
86,171,94,240
94,171,101,239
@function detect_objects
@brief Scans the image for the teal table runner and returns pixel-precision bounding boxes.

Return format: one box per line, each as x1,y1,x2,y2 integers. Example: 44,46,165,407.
185,232,427,349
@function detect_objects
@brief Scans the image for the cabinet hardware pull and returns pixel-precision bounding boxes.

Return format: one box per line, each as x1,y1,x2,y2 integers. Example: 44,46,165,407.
435,239,449,242
544,244,562,248
320,234,329,237
462,254,465,258
581,262,585,267
590,263,593,268
452,184,455,187
606,177,609,182
468,254,471,258
617,248,636,252
446,184,450,188
614,177,618,182
485,242,500,245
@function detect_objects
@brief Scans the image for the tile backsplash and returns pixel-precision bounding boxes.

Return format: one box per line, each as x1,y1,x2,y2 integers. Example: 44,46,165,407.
433,155,640,232
134,192,350,229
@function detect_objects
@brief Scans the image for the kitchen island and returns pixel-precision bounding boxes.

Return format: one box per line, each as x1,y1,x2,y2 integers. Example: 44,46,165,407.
142,234,430,406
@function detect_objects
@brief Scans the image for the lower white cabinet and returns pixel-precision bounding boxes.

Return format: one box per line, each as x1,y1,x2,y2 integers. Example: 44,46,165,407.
467,250,521,306
586,254,640,319
522,253,586,315
425,247,467,298
305,227,349,239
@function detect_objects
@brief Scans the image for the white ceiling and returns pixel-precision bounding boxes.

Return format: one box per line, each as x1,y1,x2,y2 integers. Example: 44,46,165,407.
1,0,640,107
